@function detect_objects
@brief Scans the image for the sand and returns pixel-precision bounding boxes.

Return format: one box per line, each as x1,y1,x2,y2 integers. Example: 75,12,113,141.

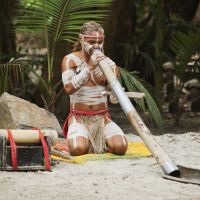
0,132,200,200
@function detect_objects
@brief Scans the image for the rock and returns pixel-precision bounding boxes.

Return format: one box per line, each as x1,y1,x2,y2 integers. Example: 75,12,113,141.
0,92,62,135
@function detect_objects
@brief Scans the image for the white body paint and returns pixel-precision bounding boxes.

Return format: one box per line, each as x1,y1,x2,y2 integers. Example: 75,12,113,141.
62,53,117,106
62,54,90,89
70,85,107,105
68,117,125,140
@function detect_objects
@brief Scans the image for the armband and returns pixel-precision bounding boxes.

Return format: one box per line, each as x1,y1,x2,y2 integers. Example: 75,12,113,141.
71,67,90,89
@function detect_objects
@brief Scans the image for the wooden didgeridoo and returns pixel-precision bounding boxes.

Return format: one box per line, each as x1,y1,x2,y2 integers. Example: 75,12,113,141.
0,129,58,145
92,49,180,177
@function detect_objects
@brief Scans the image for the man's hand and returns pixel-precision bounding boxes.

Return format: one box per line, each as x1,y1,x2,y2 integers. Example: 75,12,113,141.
88,57,97,70
89,50,105,70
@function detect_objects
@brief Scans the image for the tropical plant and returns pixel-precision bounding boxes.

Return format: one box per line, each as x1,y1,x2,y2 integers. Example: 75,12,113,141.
119,68,163,129
135,0,200,75
169,31,200,125
13,0,182,129
106,0,200,128
14,0,113,111
0,58,27,96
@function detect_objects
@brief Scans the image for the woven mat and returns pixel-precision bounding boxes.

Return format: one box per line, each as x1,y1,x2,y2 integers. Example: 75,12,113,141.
51,141,151,164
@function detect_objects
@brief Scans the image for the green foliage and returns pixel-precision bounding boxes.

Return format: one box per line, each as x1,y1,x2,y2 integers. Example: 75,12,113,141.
15,0,112,111
170,32,200,79
114,0,199,126
168,31,200,124
0,58,27,96
119,67,163,129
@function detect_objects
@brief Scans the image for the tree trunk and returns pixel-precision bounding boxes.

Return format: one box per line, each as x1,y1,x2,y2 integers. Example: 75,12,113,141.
104,0,136,69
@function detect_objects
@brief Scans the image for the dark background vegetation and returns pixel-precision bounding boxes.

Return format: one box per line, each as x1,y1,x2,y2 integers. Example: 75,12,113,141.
0,0,199,131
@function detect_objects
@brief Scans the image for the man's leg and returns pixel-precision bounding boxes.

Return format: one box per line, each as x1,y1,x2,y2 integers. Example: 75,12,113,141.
104,121,128,155
67,117,90,156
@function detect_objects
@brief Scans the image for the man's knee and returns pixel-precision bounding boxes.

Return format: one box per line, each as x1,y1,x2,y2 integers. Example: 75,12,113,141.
106,135,128,155
113,142,128,155
69,144,87,156
68,137,89,156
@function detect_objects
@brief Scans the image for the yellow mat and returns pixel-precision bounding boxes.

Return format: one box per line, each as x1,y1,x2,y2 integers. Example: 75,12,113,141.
51,142,151,164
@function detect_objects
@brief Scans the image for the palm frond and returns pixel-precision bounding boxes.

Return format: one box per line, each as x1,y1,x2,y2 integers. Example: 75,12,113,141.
15,0,112,43
119,67,163,129
170,31,200,79
14,0,113,110
15,0,113,95
139,51,156,75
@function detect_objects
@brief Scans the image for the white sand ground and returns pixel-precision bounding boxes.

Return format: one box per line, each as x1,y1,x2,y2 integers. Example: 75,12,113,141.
0,132,200,200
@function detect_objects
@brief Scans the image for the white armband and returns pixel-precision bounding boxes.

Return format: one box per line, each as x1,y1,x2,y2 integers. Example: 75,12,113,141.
62,67,90,89
71,67,90,89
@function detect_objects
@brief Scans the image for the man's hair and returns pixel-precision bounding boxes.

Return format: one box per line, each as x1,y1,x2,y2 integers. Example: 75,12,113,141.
80,21,104,35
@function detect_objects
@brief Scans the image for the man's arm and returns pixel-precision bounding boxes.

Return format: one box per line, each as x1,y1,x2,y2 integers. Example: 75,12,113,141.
91,57,119,85
61,56,90,95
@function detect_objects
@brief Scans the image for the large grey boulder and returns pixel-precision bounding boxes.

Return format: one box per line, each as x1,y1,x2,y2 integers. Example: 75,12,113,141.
0,92,62,135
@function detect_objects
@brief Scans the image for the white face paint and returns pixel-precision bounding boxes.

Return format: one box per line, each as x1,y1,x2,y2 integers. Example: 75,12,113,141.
96,32,99,43
99,42,104,51
81,40,93,54
80,32,105,54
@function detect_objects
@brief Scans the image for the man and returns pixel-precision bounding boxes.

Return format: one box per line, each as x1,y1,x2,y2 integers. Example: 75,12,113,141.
61,21,128,156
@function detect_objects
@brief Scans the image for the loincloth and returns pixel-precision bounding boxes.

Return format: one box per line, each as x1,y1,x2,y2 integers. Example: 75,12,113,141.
63,109,110,153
